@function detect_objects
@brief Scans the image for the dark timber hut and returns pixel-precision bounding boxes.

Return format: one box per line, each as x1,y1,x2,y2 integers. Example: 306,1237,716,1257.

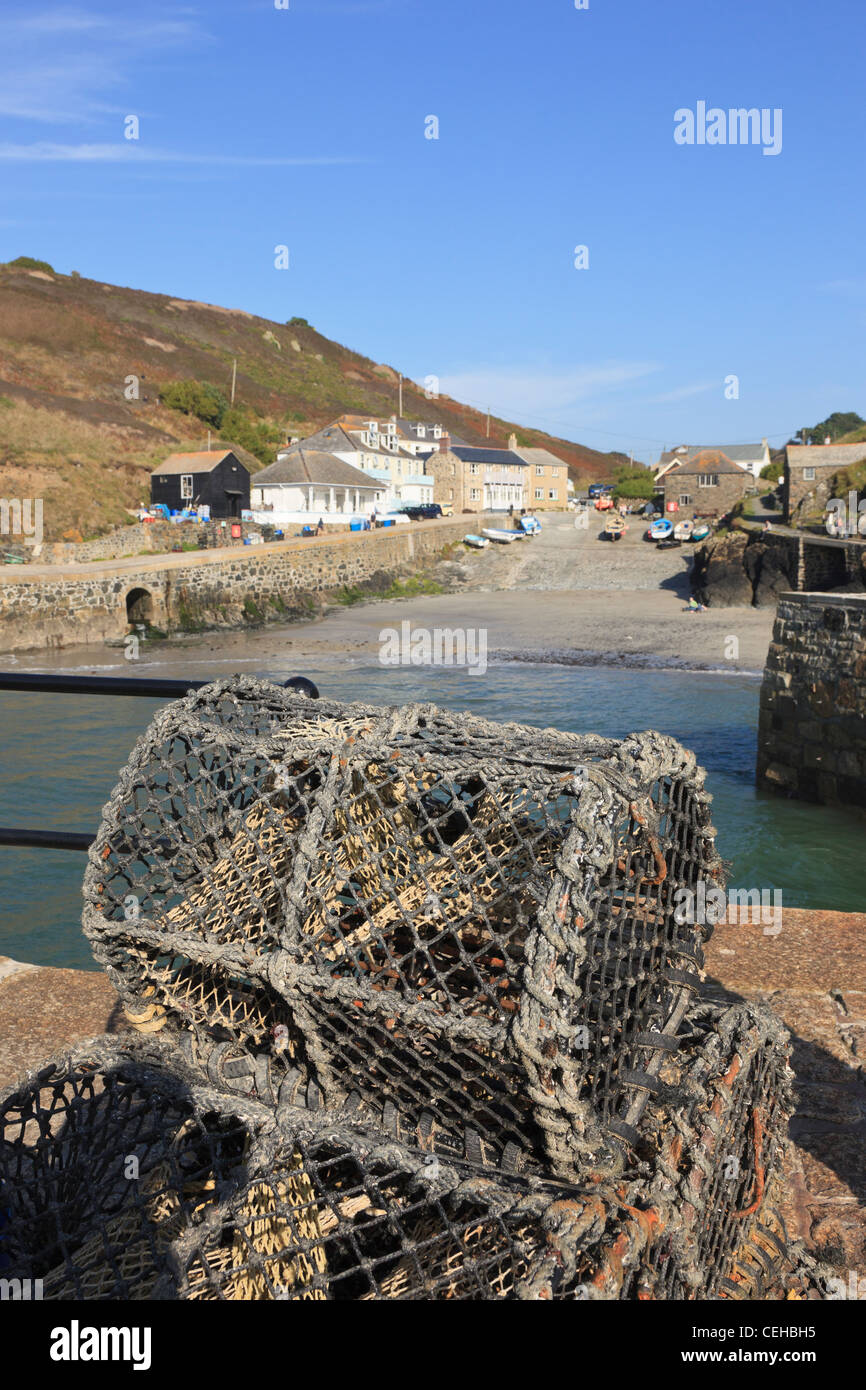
150,450,251,518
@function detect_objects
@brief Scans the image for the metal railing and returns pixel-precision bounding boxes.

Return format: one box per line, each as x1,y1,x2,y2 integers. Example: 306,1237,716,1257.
0,671,319,851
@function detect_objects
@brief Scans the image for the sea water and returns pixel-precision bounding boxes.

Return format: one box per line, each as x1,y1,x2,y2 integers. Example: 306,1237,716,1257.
0,658,862,970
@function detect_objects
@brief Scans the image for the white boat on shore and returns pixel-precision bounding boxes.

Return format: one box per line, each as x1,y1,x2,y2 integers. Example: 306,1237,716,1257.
482,528,519,544
463,534,490,549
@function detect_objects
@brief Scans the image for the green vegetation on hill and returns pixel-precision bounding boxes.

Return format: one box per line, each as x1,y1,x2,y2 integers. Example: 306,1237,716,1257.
611,464,654,501
794,411,865,446
7,256,55,275
0,260,624,539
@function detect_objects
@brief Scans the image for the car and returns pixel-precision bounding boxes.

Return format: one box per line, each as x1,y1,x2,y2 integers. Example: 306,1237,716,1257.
402,503,443,521
439,502,453,517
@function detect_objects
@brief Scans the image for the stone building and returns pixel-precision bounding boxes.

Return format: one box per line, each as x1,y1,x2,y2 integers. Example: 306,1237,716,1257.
426,438,526,513
660,449,751,520
511,441,569,509
657,440,770,481
784,443,866,522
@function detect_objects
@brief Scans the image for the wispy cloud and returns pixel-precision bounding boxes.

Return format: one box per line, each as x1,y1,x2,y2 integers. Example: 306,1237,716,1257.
646,380,715,405
436,362,661,426
0,6,209,122
0,142,366,166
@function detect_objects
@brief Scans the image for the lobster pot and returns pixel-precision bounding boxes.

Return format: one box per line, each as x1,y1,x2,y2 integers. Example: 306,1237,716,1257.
636,1002,800,1300
83,678,723,1180
0,1022,813,1302
0,1040,328,1301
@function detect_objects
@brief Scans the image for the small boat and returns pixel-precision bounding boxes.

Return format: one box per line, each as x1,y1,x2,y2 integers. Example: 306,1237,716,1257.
604,516,627,541
691,522,711,542
520,515,541,534
657,535,682,550
463,534,490,549
673,520,693,541
648,518,673,541
482,528,518,544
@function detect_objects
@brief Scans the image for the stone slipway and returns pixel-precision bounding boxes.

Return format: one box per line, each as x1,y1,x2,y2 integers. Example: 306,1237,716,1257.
1,906,863,1277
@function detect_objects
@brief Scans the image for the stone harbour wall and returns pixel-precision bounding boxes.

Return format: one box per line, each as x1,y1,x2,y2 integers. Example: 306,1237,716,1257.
757,592,866,812
0,518,477,653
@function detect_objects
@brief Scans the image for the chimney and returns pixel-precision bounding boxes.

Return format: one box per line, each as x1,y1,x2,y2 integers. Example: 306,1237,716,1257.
507,432,517,451
439,432,450,453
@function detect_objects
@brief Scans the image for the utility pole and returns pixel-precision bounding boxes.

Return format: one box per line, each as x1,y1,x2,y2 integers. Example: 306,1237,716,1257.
486,406,491,438
398,374,403,417
231,358,237,406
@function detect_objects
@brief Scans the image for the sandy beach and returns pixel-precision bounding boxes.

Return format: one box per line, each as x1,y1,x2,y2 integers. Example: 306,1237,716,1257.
5,514,776,678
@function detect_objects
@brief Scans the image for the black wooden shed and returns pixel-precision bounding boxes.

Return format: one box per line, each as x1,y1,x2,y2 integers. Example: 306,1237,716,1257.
150,450,251,518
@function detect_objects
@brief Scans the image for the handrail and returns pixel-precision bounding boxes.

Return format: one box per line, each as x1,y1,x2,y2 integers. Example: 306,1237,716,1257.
0,671,319,849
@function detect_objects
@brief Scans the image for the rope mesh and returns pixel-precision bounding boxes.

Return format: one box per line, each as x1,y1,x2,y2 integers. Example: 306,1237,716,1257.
0,1018,816,1301
82,677,724,1180
0,678,821,1299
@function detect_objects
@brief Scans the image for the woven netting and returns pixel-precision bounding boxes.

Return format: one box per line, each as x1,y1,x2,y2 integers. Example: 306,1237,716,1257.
0,1018,814,1301
83,677,725,1181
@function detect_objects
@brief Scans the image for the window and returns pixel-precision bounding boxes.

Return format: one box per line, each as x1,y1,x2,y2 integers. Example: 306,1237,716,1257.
698,474,719,487
448,488,454,499
535,488,544,500
803,467,816,481
551,467,559,476
470,462,480,475
470,488,480,500
679,493,693,506
536,465,544,476
548,489,556,500
417,426,426,438
180,474,193,500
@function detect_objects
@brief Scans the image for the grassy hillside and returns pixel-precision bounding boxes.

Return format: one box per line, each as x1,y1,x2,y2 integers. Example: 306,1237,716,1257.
0,259,623,540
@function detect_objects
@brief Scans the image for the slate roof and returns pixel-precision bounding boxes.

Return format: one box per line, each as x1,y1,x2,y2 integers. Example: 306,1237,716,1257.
786,444,866,470
449,445,527,467
662,449,750,478
253,448,381,489
513,447,569,469
307,421,417,461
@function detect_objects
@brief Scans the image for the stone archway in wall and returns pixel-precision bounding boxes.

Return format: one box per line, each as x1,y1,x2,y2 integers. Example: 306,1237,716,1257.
125,586,153,626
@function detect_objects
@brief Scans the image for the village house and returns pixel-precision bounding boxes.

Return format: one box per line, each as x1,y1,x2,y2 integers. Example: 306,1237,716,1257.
393,418,447,456
150,450,250,518
511,439,569,509
660,449,751,520
314,418,434,507
656,440,771,481
783,443,866,522
250,446,384,523
427,438,527,513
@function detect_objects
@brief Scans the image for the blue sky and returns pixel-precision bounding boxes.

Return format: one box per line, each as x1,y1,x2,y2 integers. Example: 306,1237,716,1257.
1,0,864,462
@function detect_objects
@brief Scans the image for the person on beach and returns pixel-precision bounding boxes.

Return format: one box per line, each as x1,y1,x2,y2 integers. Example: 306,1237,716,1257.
316,517,324,534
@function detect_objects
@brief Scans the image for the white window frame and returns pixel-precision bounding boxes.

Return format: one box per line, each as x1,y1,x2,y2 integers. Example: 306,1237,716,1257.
535,488,544,500
469,488,481,501
803,467,816,481
180,474,194,500
697,474,719,488
679,493,693,506
536,465,544,476
548,489,556,500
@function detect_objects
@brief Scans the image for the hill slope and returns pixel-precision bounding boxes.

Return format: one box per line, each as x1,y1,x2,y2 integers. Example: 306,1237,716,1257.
0,261,623,540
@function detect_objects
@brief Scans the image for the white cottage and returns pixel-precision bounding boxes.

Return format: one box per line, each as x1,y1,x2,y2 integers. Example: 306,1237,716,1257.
250,447,385,525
